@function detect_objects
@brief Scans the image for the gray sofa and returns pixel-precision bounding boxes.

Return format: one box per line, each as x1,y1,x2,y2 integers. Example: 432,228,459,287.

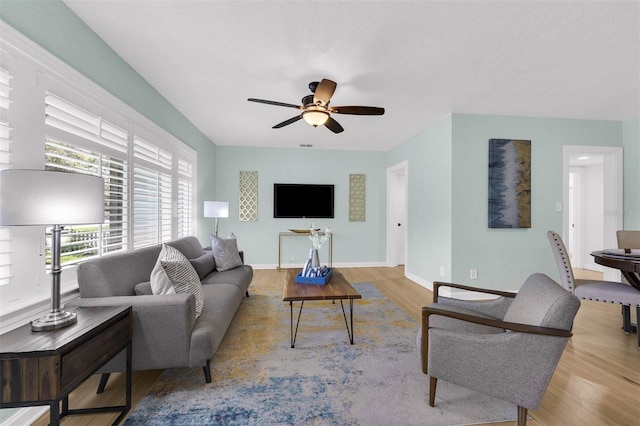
65,236,253,387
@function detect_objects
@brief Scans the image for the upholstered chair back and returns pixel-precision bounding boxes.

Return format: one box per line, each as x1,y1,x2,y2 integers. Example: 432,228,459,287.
547,230,576,293
617,230,640,249
503,273,580,330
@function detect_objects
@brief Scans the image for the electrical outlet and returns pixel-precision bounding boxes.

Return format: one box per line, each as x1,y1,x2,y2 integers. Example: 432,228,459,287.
290,254,295,262
439,265,445,277
470,268,478,280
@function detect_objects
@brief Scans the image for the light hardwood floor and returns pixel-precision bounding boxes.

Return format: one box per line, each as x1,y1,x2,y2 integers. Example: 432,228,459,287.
33,267,640,425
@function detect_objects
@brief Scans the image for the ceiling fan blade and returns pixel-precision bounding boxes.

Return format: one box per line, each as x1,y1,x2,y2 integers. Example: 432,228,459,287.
329,106,385,115
324,116,344,134
248,98,302,109
273,115,303,129
313,79,337,106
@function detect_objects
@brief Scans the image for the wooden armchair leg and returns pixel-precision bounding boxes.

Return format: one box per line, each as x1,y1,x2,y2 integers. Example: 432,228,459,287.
429,376,437,407
517,406,527,426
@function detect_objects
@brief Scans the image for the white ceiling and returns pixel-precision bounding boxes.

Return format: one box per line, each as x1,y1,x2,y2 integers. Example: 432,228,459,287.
63,0,639,152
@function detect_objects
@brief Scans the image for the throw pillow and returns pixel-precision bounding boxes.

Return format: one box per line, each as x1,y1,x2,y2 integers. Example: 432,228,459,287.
134,281,153,295
210,232,243,272
150,244,205,318
189,251,216,279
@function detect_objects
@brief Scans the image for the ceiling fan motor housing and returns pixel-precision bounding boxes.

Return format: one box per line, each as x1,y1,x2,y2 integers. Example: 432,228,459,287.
301,94,315,107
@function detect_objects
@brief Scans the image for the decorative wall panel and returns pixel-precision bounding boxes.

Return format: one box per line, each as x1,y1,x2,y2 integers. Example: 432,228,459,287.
349,174,366,222
239,171,258,221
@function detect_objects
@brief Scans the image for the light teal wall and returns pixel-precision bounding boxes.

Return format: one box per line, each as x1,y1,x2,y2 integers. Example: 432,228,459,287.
451,114,623,290
623,117,640,229
0,0,217,243
387,116,453,282
215,147,387,266
2,0,636,280
388,113,627,291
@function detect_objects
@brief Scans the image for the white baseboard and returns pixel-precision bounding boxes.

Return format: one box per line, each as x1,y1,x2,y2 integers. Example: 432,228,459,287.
253,262,388,270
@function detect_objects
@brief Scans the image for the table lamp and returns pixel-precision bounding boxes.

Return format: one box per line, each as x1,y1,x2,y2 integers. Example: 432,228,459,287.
204,201,229,237
0,169,104,331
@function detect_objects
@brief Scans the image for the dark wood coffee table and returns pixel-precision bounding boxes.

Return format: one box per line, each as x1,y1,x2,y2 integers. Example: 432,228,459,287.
283,268,362,348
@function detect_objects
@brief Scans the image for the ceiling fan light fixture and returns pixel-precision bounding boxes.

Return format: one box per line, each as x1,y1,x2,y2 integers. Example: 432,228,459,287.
302,110,329,127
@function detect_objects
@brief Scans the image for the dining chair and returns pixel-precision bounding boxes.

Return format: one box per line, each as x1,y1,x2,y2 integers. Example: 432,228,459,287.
617,230,640,250
617,230,640,287
547,230,640,345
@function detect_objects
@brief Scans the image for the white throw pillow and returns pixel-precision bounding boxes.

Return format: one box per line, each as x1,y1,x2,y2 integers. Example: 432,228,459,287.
150,244,205,318
210,232,244,272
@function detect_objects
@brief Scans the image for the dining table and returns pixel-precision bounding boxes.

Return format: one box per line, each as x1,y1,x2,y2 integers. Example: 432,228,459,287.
591,249,640,335
591,249,640,290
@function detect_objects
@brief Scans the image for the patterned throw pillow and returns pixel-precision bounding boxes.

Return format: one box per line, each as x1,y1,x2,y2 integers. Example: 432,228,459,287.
150,244,205,318
210,233,244,272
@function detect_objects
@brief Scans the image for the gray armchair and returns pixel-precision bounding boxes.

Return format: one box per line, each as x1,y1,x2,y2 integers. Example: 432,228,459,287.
419,273,580,426
548,230,640,343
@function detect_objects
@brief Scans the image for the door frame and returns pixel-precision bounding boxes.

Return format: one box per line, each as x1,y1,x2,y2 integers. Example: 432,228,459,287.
562,145,623,280
386,161,408,269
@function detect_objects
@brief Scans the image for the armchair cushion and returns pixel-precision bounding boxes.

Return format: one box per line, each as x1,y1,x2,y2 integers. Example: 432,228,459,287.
427,303,506,334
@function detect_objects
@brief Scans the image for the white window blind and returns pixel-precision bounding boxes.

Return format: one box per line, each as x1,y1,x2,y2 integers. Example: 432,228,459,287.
133,164,172,248
0,67,13,169
44,93,129,266
177,158,193,238
0,67,13,286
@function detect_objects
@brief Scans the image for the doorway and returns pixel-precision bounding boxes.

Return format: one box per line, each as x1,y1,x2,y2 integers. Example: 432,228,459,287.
386,161,408,269
563,146,623,281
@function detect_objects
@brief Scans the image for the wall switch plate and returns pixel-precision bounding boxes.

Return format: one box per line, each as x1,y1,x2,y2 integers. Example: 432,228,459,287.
470,268,478,280
440,265,445,277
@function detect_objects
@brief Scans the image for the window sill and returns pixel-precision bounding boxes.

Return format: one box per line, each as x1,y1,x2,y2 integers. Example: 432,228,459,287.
0,283,80,334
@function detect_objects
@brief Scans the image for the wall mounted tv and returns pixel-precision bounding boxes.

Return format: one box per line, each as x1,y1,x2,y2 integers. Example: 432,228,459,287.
273,183,335,218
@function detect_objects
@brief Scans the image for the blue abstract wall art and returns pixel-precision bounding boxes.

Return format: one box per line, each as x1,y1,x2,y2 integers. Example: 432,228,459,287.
488,139,531,228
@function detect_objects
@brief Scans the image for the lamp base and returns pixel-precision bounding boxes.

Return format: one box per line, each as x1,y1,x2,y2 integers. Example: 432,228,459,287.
31,310,77,332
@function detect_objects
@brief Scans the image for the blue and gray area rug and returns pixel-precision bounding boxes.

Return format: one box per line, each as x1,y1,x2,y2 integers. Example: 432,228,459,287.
124,281,517,425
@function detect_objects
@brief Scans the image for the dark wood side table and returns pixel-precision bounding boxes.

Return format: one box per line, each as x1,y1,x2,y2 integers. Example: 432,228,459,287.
0,305,132,425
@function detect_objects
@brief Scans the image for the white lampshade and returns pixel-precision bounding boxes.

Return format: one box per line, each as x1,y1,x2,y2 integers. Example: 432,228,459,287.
0,169,104,226
302,110,329,127
204,201,229,218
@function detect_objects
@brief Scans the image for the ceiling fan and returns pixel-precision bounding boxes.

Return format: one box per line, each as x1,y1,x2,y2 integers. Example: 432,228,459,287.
247,79,384,134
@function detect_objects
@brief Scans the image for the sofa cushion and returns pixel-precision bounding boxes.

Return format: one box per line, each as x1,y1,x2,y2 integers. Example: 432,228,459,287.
150,244,205,318
201,264,254,295
210,233,244,272
189,252,216,279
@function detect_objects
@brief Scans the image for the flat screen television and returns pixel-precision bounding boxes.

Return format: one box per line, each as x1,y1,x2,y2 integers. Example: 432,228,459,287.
273,183,334,218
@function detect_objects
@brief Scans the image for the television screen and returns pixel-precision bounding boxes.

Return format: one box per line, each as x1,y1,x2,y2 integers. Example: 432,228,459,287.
274,183,334,218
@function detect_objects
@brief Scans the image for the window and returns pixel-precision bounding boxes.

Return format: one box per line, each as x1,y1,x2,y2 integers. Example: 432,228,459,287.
177,158,194,237
0,23,197,314
0,67,13,287
133,137,172,248
44,93,129,265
